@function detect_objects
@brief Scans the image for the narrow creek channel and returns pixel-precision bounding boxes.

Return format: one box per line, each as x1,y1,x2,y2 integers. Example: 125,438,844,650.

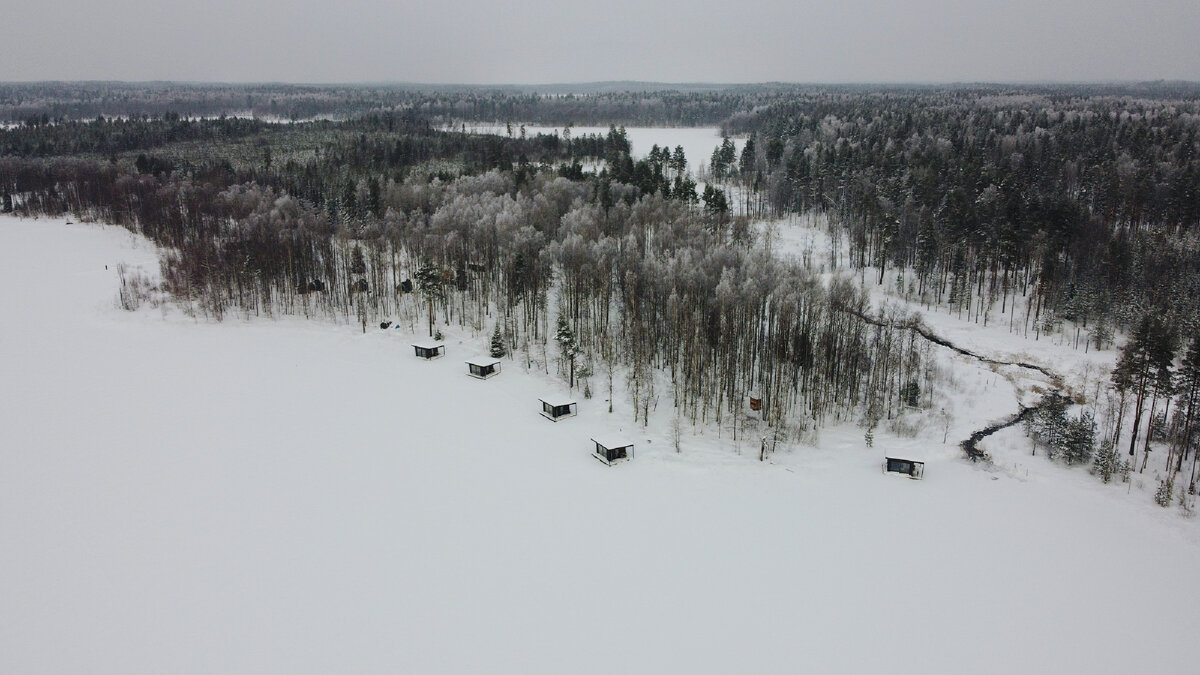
841,306,1068,462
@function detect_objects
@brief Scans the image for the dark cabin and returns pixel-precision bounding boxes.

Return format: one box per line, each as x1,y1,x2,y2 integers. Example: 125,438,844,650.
413,343,445,359
466,358,501,379
748,391,762,412
592,437,634,465
539,397,578,421
885,456,925,479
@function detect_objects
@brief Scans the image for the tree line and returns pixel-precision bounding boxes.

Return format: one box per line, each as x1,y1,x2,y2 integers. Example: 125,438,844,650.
3,83,1198,484
1,110,936,448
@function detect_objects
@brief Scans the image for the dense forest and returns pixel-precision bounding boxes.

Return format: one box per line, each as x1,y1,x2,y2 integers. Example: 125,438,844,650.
2,81,1198,494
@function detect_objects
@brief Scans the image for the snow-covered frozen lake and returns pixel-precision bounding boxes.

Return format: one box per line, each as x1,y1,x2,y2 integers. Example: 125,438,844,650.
2,215,1199,674
462,123,741,176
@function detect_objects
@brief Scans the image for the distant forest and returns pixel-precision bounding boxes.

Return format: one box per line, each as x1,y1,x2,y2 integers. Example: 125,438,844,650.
2,81,1198,488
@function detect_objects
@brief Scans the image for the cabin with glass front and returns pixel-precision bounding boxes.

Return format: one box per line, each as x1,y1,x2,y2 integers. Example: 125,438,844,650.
466,358,501,379
884,456,925,479
592,437,633,465
413,343,445,359
539,397,578,421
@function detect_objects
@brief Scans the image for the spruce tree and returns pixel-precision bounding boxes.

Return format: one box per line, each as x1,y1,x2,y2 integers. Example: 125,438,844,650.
1064,411,1096,465
554,314,579,389
1093,439,1116,483
489,324,506,358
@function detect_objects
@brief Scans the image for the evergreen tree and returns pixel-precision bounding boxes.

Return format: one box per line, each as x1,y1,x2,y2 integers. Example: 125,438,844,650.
671,145,687,174
1172,335,1200,480
740,134,757,176
1112,315,1174,458
1091,316,1113,351
1093,439,1117,483
414,263,443,337
350,246,367,275
1155,477,1175,507
1064,411,1096,465
702,184,729,217
554,314,579,389
489,324,506,358
1027,393,1069,458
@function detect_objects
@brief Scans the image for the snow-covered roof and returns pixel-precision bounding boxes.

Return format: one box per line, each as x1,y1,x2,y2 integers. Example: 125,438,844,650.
465,357,501,367
885,454,925,464
412,343,444,349
592,436,633,450
540,396,576,407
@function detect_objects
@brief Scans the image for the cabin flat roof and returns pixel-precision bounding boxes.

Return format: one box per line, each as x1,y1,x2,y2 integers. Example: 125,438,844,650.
885,455,925,464
592,436,633,450
465,357,501,366
412,343,444,349
540,396,576,407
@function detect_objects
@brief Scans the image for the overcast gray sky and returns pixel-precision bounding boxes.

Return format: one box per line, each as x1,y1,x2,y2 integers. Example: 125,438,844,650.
3,0,1198,83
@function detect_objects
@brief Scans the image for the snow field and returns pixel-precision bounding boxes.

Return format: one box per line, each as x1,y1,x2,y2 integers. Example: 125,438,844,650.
2,216,1199,674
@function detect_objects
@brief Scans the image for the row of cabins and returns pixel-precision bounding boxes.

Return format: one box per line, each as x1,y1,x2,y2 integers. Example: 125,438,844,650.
413,342,921,476
414,342,501,379
413,342,632,465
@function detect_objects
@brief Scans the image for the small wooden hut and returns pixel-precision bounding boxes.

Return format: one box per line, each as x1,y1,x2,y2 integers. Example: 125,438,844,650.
884,456,925,479
413,343,445,359
466,358,501,379
539,397,578,421
748,391,762,412
592,437,634,465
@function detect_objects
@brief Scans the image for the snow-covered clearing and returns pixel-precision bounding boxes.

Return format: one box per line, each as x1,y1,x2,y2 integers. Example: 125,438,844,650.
2,215,1199,674
762,210,1118,399
759,211,1194,506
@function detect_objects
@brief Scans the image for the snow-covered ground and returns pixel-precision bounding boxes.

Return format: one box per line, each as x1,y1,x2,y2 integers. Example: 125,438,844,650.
2,215,1199,674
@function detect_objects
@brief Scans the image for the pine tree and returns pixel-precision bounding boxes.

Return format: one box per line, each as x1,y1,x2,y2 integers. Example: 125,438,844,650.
1171,335,1200,477
554,314,579,389
1027,393,1069,458
1112,315,1174,458
671,145,687,174
1091,317,1113,351
489,324,506,358
740,134,757,176
1155,476,1175,507
414,263,444,337
1093,438,1116,483
350,246,367,275
1064,411,1096,465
